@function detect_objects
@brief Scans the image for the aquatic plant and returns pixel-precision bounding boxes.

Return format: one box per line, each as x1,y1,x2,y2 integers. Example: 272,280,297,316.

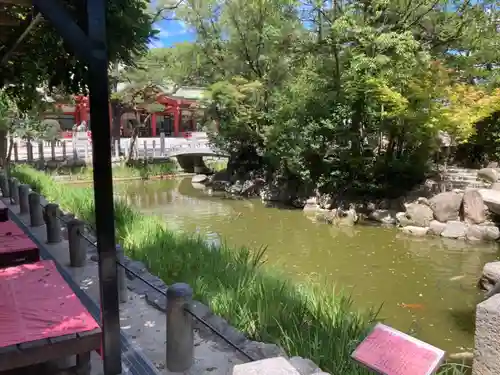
11,165,469,375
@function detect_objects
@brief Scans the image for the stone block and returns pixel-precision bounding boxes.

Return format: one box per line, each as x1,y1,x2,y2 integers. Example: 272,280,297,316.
473,294,500,375
233,357,300,375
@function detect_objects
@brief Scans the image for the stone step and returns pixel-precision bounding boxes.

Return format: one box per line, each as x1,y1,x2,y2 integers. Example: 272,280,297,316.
232,357,328,375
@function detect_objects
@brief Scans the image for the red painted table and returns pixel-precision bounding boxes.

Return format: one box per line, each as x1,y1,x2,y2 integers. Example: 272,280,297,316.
352,323,445,375
0,221,39,268
0,260,101,373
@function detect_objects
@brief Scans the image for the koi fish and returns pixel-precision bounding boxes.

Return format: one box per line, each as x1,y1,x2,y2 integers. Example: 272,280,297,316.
398,303,425,310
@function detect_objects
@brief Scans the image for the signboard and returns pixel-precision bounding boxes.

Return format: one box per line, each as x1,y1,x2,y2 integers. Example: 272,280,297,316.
351,323,445,375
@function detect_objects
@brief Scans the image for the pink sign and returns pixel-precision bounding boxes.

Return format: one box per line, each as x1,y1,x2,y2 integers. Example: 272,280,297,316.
351,323,445,375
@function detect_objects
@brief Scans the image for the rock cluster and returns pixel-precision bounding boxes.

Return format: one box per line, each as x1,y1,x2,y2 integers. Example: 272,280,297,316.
302,168,500,243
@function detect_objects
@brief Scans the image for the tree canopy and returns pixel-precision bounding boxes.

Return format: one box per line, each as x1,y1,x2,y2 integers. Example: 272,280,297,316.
0,0,159,110
123,0,500,197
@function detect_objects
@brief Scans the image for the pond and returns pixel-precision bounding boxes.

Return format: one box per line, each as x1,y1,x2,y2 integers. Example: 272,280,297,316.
116,177,500,354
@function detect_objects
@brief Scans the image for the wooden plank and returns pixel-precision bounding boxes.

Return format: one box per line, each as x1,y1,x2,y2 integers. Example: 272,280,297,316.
0,329,101,371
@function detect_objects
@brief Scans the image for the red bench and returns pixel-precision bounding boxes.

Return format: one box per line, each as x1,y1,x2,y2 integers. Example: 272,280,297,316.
0,260,101,374
0,221,39,268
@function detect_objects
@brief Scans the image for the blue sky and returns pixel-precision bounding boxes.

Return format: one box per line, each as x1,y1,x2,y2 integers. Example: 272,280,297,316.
150,19,196,48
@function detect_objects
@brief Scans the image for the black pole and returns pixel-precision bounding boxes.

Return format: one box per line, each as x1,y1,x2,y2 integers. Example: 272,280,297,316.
86,0,122,374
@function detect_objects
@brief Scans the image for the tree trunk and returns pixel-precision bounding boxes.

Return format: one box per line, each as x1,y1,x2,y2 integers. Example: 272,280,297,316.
125,113,151,165
0,129,8,168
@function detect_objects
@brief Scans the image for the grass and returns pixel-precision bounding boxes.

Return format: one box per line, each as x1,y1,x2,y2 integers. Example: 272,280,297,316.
10,164,470,375
46,160,177,180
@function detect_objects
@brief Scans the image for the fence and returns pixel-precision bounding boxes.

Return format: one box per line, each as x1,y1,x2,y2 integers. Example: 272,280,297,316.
8,133,212,163
0,174,255,372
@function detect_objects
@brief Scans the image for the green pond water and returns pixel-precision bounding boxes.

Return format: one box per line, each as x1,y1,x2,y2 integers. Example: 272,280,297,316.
116,177,500,354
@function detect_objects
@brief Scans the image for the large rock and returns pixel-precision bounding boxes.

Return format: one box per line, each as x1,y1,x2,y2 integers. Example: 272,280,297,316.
478,262,500,292
404,203,434,227
400,226,429,236
477,167,499,183
463,189,486,224
441,220,467,239
472,294,500,375
429,191,463,222
467,225,500,242
428,220,447,236
395,211,413,227
368,209,397,225
318,194,334,210
478,189,500,215
192,174,209,184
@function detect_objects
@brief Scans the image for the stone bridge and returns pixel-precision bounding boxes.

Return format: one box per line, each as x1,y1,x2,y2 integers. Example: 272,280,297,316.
11,135,228,173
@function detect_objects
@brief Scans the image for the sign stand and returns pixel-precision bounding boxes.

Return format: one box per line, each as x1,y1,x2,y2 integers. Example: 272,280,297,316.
351,323,446,375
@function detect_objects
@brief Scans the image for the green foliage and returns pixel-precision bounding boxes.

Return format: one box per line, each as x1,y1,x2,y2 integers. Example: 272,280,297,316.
0,0,156,110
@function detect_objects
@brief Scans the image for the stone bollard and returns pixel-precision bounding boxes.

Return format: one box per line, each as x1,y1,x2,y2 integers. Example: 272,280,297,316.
18,184,30,214
9,178,19,205
166,283,194,372
44,203,61,243
473,294,500,375
0,173,9,197
28,192,44,227
116,245,127,303
67,219,86,267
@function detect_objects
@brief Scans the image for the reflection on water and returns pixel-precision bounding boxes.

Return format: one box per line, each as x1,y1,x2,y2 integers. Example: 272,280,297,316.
116,178,500,353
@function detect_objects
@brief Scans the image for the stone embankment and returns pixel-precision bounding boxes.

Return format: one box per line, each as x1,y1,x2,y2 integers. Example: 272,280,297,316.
304,167,500,243
192,166,500,243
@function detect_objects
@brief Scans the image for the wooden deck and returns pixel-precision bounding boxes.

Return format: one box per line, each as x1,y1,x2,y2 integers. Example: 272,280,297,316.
0,260,101,374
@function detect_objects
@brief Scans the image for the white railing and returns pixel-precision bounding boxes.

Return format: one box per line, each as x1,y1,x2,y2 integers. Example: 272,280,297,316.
7,133,215,163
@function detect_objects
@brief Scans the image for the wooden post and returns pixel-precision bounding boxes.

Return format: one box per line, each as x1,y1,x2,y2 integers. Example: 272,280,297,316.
0,173,9,197
27,141,33,162
9,178,19,205
38,141,44,163
166,283,194,372
28,192,44,227
44,203,62,243
67,219,86,267
18,184,30,214
51,140,56,160
62,141,67,159
160,132,165,156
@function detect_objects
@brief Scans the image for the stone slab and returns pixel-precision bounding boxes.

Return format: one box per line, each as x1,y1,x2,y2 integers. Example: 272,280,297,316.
233,357,300,375
473,294,500,375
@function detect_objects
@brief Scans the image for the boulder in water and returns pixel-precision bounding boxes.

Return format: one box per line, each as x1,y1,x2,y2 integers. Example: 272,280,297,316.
400,226,429,236
478,189,500,215
192,174,208,184
462,189,486,224
478,167,499,183
429,191,463,222
404,202,433,227
441,220,467,239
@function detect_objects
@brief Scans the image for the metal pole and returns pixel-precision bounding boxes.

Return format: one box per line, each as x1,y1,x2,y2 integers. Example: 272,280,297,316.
86,0,121,373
